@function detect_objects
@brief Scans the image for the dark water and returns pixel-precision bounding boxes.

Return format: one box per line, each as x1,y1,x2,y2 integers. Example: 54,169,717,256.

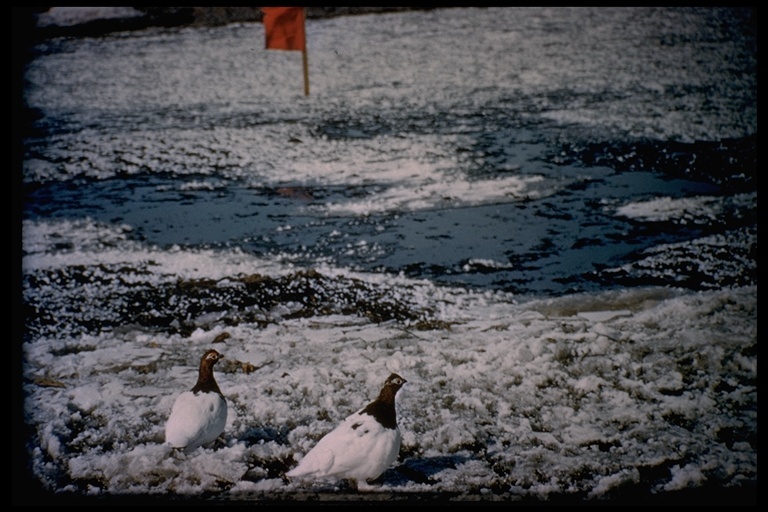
24,136,747,297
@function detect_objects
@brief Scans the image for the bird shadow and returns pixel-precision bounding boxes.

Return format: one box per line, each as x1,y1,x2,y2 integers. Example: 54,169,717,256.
241,424,292,445
375,454,471,486
238,425,296,481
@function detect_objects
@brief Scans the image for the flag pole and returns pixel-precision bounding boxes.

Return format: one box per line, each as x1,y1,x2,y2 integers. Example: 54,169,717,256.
301,8,309,96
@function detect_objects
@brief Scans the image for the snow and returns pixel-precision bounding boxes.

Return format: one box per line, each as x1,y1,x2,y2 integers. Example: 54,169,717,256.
615,193,755,225
17,6,756,505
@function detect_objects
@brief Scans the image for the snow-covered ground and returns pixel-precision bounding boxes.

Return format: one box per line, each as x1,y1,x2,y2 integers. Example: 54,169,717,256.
21,219,757,502
17,6,756,505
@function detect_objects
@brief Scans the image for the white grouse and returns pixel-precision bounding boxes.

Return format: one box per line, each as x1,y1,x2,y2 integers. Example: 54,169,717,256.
165,348,227,454
286,373,407,485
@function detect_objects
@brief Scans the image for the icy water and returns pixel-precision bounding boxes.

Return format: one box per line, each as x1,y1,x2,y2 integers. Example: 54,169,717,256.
17,7,757,504
24,153,733,296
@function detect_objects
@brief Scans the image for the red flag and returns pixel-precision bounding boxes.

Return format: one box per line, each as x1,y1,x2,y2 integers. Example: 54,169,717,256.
261,7,306,51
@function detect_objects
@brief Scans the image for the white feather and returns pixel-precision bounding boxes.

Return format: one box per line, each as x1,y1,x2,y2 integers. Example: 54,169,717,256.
165,390,227,453
287,408,401,482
